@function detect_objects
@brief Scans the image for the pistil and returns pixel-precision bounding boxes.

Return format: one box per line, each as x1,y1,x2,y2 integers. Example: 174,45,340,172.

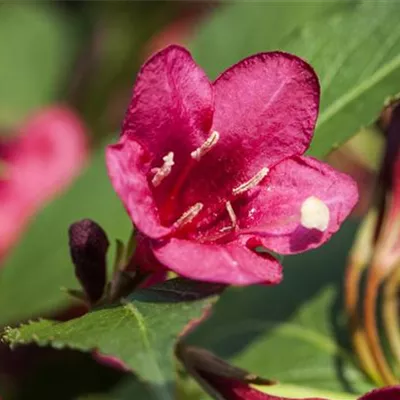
300,196,330,232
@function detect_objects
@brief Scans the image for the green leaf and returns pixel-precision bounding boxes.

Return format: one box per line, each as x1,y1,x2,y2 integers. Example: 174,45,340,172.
0,3,77,128
190,0,400,158
0,145,130,325
187,221,374,396
190,1,348,79
2,279,219,399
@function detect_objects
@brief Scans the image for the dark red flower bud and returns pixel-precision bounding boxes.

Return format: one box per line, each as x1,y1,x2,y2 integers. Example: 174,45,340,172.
176,345,275,400
68,219,109,304
379,102,400,192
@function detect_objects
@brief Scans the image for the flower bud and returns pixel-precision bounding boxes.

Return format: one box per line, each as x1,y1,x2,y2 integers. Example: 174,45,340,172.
68,219,109,304
176,344,274,399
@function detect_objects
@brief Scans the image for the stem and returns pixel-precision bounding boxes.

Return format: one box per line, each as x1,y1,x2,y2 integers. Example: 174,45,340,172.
383,265,400,372
345,256,382,384
364,265,398,385
344,211,382,384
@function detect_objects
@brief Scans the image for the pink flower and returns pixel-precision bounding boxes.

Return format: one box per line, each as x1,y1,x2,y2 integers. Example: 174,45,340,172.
106,45,358,285
0,106,87,261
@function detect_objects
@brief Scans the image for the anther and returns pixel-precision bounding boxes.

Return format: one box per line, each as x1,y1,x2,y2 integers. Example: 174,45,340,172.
232,167,269,196
151,152,174,187
191,131,220,161
226,201,237,228
220,201,238,233
300,196,330,232
174,202,203,229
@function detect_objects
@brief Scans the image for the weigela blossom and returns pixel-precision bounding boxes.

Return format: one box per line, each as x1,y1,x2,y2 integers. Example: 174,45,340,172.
107,45,358,285
0,107,87,261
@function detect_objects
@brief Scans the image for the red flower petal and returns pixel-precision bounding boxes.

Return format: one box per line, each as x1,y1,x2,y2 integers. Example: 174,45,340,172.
213,51,319,166
152,238,282,285
106,136,171,238
236,156,358,254
122,44,213,173
200,372,324,400
360,386,400,400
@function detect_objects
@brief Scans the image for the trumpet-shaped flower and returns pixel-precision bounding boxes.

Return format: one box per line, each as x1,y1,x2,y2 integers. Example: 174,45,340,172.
107,45,358,285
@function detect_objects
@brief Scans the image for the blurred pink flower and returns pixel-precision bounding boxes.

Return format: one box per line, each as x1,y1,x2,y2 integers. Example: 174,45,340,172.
0,106,88,261
107,45,358,286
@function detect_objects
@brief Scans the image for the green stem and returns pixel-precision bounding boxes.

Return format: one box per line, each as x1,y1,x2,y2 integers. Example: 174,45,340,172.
345,255,382,384
383,265,400,373
364,265,398,385
344,211,382,384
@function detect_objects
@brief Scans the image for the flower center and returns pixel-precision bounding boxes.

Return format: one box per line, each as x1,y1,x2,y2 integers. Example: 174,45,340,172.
150,131,269,236
300,196,330,232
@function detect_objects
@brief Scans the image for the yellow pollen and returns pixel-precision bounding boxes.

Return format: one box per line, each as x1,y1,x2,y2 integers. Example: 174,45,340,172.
232,167,269,196
174,202,203,228
300,196,330,232
151,152,174,187
191,131,220,161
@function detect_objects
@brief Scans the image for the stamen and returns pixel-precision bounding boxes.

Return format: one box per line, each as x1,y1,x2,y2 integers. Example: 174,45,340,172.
220,201,238,233
300,196,330,232
191,131,220,161
226,201,237,228
232,167,269,196
174,202,203,229
151,152,174,187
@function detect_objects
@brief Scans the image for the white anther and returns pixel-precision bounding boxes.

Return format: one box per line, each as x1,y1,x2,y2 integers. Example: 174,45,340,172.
151,152,174,187
232,167,269,196
300,196,330,232
191,131,220,161
174,202,204,229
